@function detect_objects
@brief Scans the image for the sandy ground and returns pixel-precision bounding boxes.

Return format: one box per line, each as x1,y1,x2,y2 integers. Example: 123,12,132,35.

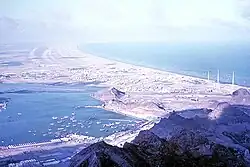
0,46,242,119
0,45,248,166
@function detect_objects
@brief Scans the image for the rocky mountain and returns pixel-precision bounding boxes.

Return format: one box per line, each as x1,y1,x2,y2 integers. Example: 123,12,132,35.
92,87,166,119
92,87,126,102
70,131,248,167
231,88,250,104
70,88,250,167
232,88,250,97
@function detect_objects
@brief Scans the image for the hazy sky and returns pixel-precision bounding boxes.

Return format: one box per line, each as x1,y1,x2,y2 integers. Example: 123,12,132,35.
1,0,250,42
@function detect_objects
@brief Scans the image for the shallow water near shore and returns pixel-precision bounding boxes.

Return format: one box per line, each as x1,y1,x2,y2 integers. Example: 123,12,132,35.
0,83,140,146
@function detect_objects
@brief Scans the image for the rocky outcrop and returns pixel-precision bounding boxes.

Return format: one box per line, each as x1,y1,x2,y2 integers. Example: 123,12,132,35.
93,87,166,111
92,88,166,119
139,101,166,111
232,88,250,97
75,88,250,166
232,88,250,104
110,87,125,99
93,87,126,102
69,141,140,167
208,102,235,120
70,131,248,167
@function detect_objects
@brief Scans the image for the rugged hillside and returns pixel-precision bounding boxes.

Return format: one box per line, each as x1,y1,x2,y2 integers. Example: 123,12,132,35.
70,131,248,167
70,88,250,167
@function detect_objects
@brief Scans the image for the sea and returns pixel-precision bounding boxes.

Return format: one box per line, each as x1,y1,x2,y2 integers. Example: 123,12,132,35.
81,42,250,87
0,82,140,146
1,42,250,146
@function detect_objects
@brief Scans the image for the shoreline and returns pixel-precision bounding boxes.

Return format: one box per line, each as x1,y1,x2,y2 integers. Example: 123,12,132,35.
1,46,243,90
83,47,249,88
0,46,244,120
1,45,250,166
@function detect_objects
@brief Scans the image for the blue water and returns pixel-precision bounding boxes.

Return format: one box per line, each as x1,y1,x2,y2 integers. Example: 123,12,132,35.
0,83,141,146
1,42,250,146
81,42,250,86
0,61,23,67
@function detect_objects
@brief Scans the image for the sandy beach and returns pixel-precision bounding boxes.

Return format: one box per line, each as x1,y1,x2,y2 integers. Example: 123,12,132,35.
1,45,250,166
0,46,242,120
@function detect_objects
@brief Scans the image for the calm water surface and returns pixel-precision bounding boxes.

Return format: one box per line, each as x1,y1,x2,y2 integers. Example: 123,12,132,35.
82,42,250,86
0,83,140,146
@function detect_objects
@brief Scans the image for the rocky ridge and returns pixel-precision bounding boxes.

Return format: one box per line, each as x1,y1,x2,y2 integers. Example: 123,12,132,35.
70,88,250,167
70,131,249,167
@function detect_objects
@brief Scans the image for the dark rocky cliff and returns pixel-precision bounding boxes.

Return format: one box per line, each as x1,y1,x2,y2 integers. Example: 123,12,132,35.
70,88,250,167
70,130,248,167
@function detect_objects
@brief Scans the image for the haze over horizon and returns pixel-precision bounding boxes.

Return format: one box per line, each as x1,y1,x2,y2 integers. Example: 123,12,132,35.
1,0,250,43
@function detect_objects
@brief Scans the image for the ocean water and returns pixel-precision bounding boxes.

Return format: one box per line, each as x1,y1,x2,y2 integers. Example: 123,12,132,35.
0,61,23,67
81,42,250,87
0,83,140,146
1,42,250,147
